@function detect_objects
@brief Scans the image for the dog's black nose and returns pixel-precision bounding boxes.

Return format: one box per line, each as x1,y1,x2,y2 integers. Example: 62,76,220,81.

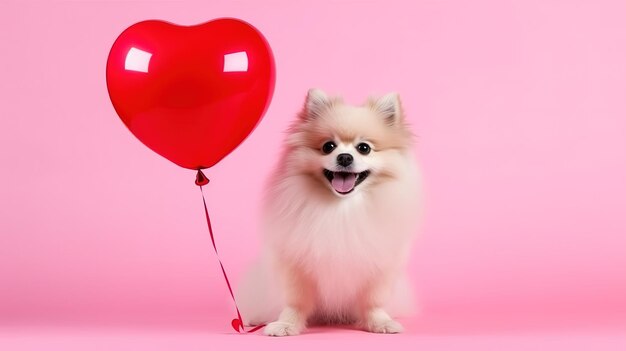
337,153,353,167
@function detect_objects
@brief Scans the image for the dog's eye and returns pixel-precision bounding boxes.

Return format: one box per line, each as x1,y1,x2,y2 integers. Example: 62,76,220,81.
322,141,336,154
356,143,371,155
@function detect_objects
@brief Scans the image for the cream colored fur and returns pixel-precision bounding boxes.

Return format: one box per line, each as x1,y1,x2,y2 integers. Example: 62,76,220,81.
237,89,420,336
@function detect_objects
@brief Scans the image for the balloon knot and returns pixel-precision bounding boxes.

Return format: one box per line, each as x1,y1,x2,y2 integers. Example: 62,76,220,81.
195,169,210,186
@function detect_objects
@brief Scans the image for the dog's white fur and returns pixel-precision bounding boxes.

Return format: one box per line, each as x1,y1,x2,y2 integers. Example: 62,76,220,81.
237,89,420,336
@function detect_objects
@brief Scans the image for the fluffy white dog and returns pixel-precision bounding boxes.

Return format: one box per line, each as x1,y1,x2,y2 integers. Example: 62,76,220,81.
237,89,420,336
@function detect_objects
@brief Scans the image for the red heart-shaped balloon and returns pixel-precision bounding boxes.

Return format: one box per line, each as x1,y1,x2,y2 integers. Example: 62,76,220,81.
106,19,275,169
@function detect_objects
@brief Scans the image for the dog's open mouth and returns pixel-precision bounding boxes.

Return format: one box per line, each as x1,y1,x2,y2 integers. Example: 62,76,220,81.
323,169,371,195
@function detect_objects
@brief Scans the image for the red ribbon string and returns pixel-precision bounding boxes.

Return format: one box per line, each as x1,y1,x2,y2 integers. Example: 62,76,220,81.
196,170,265,334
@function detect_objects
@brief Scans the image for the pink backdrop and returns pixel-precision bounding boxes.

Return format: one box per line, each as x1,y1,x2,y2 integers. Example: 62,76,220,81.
1,0,625,349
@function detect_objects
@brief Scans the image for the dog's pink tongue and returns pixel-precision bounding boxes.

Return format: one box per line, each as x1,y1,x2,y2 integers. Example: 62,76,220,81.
331,173,357,193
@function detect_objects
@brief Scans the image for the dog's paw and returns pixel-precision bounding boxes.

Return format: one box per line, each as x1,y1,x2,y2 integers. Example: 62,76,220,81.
264,321,302,337
366,319,404,334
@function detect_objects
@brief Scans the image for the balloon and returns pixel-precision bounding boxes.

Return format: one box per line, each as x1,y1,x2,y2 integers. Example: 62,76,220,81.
106,18,275,169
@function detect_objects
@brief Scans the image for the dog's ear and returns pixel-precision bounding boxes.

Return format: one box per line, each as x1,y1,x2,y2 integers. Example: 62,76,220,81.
302,88,334,120
369,92,403,126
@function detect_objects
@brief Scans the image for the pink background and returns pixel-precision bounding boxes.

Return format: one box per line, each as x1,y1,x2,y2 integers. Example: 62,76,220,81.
1,0,625,349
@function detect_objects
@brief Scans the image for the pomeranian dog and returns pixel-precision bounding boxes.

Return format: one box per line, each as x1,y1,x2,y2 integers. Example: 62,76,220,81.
237,89,420,336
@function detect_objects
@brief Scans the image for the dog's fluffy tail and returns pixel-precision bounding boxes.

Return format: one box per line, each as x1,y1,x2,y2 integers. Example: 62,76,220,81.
236,255,282,326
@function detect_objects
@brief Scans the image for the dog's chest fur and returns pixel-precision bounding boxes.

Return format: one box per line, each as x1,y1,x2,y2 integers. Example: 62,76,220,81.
266,181,414,312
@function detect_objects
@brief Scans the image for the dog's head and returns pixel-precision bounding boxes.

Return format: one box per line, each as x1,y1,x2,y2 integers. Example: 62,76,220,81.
284,89,413,197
